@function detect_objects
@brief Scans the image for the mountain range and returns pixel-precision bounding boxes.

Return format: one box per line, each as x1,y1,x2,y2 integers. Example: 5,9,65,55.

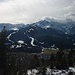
1,18,75,52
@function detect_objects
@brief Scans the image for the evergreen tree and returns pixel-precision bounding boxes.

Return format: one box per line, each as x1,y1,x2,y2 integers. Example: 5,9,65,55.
33,54,40,67
42,66,46,75
0,26,8,75
56,51,64,69
68,49,73,67
50,53,55,69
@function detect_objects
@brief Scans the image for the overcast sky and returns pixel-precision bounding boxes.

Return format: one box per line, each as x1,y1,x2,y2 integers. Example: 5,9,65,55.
0,0,75,24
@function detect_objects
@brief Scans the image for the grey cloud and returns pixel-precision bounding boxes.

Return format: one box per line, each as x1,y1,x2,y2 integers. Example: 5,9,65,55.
0,0,75,24
71,13,75,16
0,0,6,1
0,0,12,2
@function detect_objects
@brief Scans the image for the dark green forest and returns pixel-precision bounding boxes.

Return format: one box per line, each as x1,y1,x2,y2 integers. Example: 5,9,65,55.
0,27,75,75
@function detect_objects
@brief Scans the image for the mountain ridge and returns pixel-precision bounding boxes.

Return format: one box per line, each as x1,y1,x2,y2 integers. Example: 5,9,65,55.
1,18,75,52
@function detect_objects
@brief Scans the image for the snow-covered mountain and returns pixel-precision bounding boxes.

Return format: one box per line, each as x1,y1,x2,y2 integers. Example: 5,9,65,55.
34,18,75,35
0,23,26,31
4,18,75,52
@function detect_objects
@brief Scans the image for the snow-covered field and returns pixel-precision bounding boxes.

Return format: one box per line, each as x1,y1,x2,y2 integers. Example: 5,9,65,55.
27,67,75,75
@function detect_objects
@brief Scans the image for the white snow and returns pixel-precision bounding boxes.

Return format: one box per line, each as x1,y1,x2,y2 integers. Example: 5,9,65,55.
27,70,32,75
16,44,22,48
29,28,34,31
26,67,75,75
51,44,55,48
10,44,22,48
32,69,39,74
30,37,36,46
28,28,34,32
28,36,36,46
7,32,16,43
11,28,19,31
10,45,15,48
16,40,24,48
45,25,50,28
39,42,44,44
17,40,24,44
27,69,39,75
69,67,75,72
43,25,50,29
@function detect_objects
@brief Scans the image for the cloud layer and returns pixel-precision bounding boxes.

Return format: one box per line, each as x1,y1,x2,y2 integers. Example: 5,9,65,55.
0,0,75,24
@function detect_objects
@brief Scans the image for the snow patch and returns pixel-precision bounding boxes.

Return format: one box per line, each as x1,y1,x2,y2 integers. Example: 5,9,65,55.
7,32,16,43
39,42,44,44
28,36,36,46
28,28,34,32
43,25,50,29
69,67,75,72
16,44,22,48
29,37,36,46
10,45,15,48
11,28,19,31
17,40,24,44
